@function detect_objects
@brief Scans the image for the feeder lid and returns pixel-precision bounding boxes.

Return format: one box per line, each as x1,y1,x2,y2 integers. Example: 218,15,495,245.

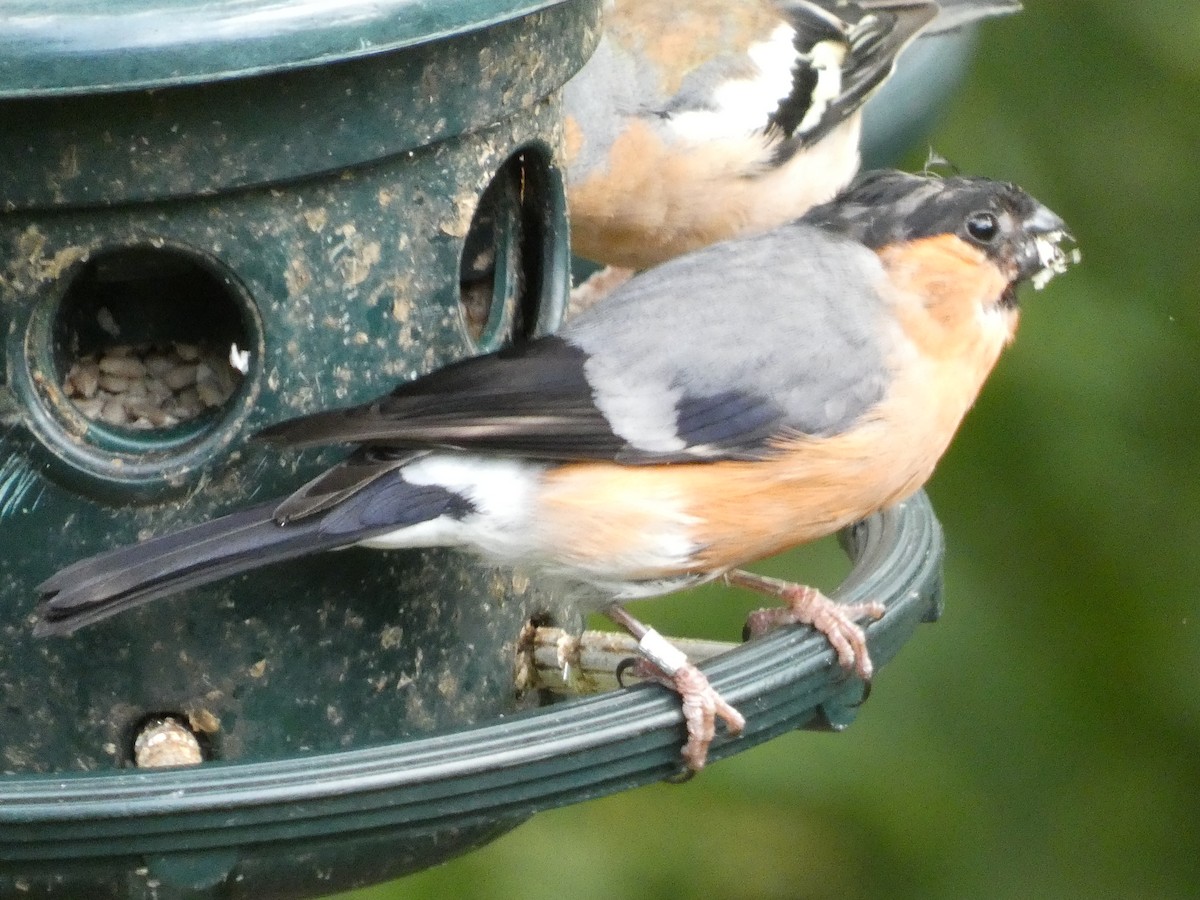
0,0,573,97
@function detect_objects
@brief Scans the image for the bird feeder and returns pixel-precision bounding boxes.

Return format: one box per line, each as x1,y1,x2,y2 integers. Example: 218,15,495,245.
0,0,597,890
0,2,958,896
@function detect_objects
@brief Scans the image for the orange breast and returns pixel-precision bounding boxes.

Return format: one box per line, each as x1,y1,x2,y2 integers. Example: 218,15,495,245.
533,414,953,580
565,118,765,267
565,118,861,269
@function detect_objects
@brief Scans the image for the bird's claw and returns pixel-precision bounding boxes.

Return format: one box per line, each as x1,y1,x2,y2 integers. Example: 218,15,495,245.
729,571,885,680
615,655,639,688
625,657,746,771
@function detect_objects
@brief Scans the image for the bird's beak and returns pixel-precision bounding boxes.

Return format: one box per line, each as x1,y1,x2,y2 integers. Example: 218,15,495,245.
1024,203,1068,237
1018,203,1080,289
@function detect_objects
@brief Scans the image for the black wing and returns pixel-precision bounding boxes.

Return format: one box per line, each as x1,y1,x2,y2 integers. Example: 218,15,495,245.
254,335,787,465
768,1,939,151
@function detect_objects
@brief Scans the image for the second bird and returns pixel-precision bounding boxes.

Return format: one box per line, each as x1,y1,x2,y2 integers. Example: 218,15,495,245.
564,0,1022,269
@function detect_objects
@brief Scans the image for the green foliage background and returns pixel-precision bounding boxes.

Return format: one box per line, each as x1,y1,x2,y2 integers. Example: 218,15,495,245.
338,2,1200,897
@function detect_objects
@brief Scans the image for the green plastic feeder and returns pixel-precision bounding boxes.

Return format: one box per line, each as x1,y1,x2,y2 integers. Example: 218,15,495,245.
0,0,600,890
0,1,951,896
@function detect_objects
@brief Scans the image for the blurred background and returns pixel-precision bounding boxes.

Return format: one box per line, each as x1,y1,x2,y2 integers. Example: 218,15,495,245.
338,2,1199,897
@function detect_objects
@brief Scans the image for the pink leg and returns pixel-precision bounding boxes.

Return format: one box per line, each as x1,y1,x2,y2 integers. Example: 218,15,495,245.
606,604,745,771
724,569,886,680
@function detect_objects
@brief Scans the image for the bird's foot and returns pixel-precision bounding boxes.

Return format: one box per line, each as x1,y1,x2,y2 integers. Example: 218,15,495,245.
607,603,745,771
622,655,746,772
725,569,885,680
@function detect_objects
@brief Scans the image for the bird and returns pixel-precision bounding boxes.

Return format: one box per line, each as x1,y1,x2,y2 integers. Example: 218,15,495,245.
563,0,1022,271
35,169,1079,771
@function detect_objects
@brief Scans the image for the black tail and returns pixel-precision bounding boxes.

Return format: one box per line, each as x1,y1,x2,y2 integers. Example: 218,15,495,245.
33,500,360,637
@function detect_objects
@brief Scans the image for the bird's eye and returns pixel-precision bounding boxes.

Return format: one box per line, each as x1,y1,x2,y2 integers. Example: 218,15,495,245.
966,212,1000,243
